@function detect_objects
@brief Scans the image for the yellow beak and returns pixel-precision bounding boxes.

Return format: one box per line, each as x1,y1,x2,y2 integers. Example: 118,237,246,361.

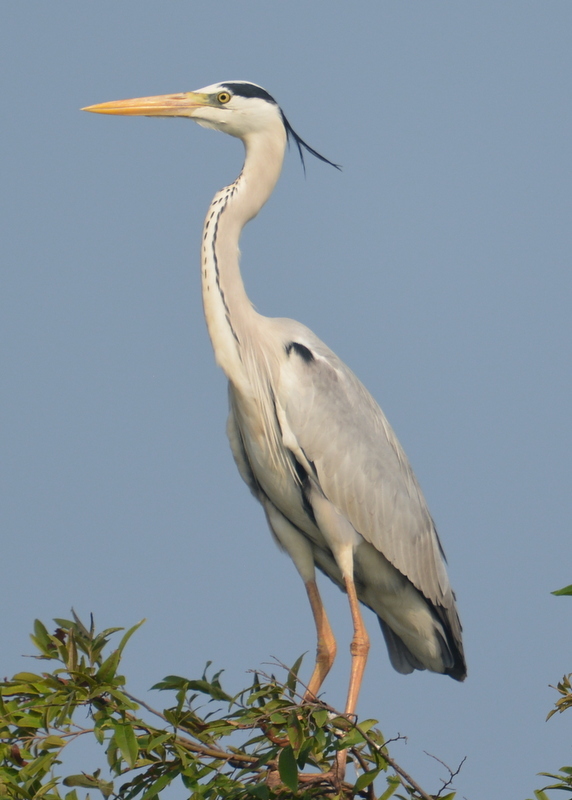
82,92,211,117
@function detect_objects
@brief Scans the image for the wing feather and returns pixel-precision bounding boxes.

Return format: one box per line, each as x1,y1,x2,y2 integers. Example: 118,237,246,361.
276,325,454,611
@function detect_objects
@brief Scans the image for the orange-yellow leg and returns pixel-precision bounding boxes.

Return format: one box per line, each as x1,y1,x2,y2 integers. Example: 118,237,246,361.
294,576,369,792
303,579,337,701
343,575,370,716
335,575,370,782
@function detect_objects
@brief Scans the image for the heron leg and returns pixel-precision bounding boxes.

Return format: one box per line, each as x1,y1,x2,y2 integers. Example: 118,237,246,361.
335,574,370,782
343,575,370,716
303,579,337,701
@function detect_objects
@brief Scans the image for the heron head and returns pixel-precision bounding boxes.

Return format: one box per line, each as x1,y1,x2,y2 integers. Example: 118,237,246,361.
83,80,340,170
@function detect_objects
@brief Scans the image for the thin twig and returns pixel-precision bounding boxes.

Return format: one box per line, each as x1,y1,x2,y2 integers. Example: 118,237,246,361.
424,751,467,797
123,691,170,724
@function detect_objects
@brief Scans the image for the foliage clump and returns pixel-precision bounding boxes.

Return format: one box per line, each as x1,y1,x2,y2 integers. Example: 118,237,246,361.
1,608,570,799
0,614,458,800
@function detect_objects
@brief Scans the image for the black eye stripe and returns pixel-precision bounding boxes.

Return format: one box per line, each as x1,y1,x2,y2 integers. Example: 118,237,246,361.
221,82,277,105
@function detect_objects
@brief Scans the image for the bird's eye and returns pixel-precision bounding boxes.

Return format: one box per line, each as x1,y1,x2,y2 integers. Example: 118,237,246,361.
217,91,231,105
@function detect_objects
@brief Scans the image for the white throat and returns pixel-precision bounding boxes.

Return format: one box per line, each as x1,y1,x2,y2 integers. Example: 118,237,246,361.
200,117,287,389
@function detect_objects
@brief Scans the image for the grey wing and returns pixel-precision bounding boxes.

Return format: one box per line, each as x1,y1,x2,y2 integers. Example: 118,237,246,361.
275,329,455,614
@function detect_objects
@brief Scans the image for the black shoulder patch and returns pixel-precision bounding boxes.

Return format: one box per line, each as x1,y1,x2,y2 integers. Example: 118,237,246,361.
222,82,277,105
288,451,317,526
285,342,315,363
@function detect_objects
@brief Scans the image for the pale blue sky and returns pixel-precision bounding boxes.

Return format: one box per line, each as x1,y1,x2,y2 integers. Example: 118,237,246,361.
2,3,571,798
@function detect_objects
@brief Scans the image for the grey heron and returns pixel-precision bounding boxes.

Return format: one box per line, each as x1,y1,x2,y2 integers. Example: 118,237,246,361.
84,81,466,729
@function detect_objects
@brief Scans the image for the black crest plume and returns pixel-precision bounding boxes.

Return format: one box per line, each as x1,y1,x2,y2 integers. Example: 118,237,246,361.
280,111,341,174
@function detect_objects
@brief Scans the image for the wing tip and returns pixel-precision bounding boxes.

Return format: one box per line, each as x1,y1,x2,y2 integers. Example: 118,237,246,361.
379,615,467,681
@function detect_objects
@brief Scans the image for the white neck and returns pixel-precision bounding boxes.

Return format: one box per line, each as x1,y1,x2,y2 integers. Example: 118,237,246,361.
200,119,287,389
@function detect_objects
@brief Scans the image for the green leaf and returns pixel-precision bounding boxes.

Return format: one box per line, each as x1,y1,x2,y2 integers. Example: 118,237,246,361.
296,736,315,769
64,775,114,798
355,767,382,793
93,719,106,745
0,781,33,799
41,735,67,749
52,617,75,629
12,672,43,683
314,725,326,751
185,679,232,702
338,727,365,748
140,770,176,800
147,732,172,751
10,713,44,728
248,784,270,800
552,584,572,596
96,649,121,683
107,687,139,710
116,619,146,656
63,775,100,788
32,620,51,649
19,751,55,779
152,674,192,691
357,718,379,733
2,684,43,698
64,628,78,671
330,715,352,731
99,781,115,798
312,708,329,728
287,711,304,752
378,775,401,799
56,692,75,728
286,654,304,697
113,721,139,768
278,746,298,792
